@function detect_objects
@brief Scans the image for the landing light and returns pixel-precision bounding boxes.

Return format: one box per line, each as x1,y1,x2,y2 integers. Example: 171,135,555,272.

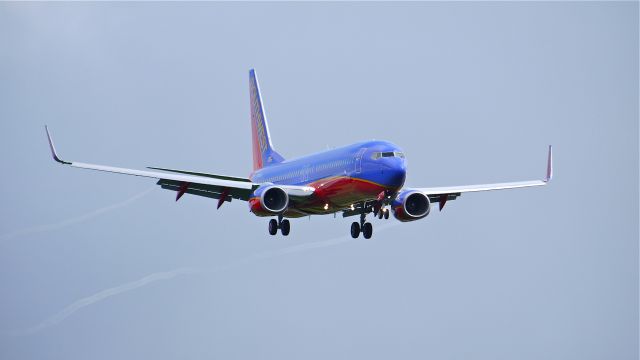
324,203,329,210
350,204,355,211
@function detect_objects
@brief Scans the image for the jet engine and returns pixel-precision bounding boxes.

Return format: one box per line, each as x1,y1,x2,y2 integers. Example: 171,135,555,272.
249,185,289,216
391,190,431,222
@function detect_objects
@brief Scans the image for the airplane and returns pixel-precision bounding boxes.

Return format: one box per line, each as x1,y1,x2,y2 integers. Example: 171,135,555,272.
46,69,553,239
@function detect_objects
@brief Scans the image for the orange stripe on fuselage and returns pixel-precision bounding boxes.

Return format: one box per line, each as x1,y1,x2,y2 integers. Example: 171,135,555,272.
249,176,400,217
309,175,393,208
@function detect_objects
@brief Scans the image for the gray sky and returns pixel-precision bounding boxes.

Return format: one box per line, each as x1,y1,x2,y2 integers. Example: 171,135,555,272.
0,2,637,359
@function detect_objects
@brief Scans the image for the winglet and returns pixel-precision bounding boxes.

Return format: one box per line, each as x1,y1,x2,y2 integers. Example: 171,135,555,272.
545,145,553,182
45,126,71,165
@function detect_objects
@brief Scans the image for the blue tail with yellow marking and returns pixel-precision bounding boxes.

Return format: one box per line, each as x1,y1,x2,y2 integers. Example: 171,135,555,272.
250,69,285,171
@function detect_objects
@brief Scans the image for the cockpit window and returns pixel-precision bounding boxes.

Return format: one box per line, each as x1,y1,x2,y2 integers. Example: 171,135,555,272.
371,151,405,159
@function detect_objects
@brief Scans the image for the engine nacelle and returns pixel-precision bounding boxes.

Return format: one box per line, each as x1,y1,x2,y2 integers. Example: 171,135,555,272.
249,185,289,216
392,190,431,222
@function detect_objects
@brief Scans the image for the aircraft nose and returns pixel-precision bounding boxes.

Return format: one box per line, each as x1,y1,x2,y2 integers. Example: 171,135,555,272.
386,161,406,189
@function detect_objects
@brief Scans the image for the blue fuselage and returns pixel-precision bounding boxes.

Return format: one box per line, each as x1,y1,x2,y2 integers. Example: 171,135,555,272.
250,140,407,216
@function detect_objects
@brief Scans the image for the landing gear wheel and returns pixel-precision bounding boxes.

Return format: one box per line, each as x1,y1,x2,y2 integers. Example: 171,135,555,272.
378,210,384,219
280,219,290,236
268,219,278,235
350,222,360,239
384,210,389,219
362,222,373,239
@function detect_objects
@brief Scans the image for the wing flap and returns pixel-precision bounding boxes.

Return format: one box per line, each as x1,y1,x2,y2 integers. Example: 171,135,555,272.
157,179,251,201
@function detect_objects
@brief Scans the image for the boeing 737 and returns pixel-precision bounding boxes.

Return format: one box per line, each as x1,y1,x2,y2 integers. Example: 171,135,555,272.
46,69,553,239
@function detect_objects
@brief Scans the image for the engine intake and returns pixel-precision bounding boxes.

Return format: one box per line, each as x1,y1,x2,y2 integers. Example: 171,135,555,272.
261,187,288,213
249,185,289,216
392,190,431,222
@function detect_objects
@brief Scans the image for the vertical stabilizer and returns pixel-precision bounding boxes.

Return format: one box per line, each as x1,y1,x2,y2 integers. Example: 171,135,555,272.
250,69,284,171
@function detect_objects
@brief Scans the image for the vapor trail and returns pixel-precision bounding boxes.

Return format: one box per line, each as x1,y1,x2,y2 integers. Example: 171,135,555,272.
240,222,401,264
199,222,401,276
0,187,155,242
17,222,400,335
16,267,199,336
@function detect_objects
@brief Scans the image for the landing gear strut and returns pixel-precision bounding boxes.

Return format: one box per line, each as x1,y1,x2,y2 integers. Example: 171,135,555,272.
268,214,290,236
351,212,373,239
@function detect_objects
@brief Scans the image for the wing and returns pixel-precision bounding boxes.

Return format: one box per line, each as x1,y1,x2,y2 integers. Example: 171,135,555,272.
45,126,314,204
416,146,553,210
146,166,252,183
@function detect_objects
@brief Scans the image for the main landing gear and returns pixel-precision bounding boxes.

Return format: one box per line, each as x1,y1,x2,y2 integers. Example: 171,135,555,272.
351,213,373,239
268,214,290,236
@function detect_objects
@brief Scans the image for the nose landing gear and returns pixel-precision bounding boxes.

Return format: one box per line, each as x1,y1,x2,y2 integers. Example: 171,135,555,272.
375,207,390,220
268,214,290,236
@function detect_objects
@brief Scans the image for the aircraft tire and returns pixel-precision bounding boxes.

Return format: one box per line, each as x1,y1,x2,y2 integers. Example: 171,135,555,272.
384,211,389,219
268,219,278,235
363,222,373,239
350,222,360,238
281,219,290,236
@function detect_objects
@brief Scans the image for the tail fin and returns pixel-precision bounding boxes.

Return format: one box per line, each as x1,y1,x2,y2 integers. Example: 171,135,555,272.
250,69,284,171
